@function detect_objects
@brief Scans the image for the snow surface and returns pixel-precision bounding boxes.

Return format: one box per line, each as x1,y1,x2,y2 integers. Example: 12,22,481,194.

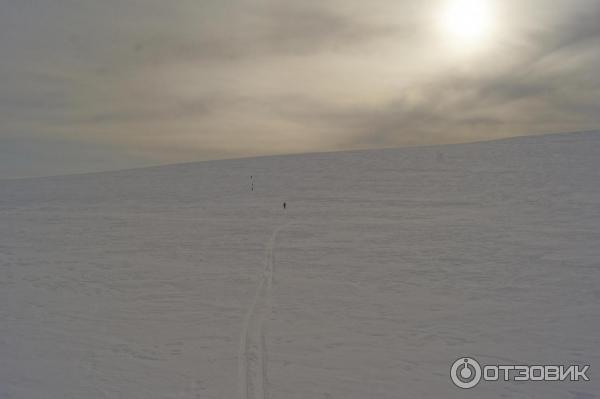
1,132,599,398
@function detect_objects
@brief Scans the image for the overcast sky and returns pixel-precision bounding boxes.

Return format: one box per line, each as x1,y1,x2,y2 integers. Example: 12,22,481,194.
1,0,599,178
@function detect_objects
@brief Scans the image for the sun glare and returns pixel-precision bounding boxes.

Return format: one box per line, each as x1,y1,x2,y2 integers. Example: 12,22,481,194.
439,0,495,48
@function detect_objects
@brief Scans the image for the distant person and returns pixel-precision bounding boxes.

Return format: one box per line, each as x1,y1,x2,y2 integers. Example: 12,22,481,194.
283,202,287,210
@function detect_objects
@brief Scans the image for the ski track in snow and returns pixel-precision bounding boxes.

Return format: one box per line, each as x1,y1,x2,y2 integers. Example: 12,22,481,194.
238,222,288,399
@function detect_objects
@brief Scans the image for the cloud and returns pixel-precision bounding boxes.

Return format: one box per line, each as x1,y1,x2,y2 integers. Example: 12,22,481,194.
127,2,406,67
537,3,600,55
253,3,404,55
0,0,599,177
263,54,600,149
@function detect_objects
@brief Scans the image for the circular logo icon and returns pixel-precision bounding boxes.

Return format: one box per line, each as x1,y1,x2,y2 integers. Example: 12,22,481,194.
451,357,482,389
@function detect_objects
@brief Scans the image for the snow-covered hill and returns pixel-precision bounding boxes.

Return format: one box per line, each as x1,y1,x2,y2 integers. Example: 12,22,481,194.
1,132,599,398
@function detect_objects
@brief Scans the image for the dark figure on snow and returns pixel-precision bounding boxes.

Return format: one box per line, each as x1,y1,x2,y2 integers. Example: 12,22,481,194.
283,202,287,210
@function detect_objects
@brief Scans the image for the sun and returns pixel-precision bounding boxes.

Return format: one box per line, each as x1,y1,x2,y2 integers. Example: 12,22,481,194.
438,0,495,48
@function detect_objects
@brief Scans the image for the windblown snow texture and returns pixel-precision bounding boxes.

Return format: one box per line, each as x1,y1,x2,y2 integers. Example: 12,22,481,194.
1,132,599,398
